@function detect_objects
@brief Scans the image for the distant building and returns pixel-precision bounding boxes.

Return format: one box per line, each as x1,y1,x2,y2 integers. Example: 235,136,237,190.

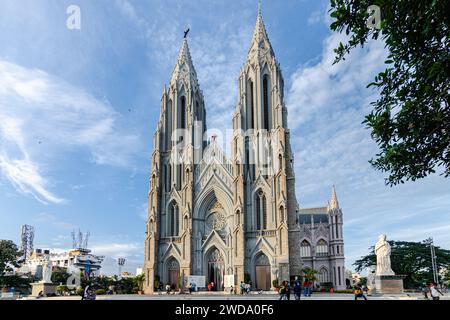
19,248,104,279
136,267,143,276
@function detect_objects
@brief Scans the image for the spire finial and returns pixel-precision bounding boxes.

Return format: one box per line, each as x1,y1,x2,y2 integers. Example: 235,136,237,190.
258,0,262,16
183,27,190,39
331,185,339,209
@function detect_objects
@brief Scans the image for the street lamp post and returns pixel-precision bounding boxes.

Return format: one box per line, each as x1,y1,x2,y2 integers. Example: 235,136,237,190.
118,257,126,279
429,239,438,284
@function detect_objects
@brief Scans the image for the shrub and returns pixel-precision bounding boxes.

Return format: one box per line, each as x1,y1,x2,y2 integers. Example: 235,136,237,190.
272,279,279,289
96,289,106,295
334,289,354,294
75,287,83,296
57,285,69,294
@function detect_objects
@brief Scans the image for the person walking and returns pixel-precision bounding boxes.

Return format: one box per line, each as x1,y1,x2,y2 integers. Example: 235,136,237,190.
293,280,302,300
430,282,444,300
354,286,367,300
286,281,291,300
278,281,287,300
240,281,245,295
422,283,430,299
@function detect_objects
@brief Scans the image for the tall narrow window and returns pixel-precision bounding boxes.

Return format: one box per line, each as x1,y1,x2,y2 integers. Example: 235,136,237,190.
169,202,179,236
177,164,182,190
167,164,172,192
263,75,270,130
255,191,267,230
247,80,254,129
166,100,172,149
180,96,186,129
338,266,341,286
335,217,339,239
195,101,199,120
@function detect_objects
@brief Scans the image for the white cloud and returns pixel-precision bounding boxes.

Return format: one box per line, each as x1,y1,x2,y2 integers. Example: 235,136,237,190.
90,242,141,259
33,212,74,229
0,59,141,203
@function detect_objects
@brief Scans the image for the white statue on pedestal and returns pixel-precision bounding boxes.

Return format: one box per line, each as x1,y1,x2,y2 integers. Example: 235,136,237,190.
375,234,395,276
40,259,53,283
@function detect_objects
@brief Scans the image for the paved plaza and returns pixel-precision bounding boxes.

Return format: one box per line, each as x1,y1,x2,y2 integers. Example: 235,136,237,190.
27,292,450,301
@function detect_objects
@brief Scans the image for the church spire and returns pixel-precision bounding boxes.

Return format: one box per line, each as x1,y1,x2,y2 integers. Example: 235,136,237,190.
170,38,198,89
331,185,339,209
247,2,274,60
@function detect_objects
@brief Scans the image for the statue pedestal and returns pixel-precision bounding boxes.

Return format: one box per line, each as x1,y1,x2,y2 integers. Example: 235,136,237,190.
374,275,405,294
31,282,57,297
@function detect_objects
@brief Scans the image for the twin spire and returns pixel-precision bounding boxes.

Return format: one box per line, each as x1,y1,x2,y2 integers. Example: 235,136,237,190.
170,3,273,85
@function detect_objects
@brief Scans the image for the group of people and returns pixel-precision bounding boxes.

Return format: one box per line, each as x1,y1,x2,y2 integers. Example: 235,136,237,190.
278,279,309,300
353,285,368,300
239,281,252,294
165,283,182,295
422,282,445,300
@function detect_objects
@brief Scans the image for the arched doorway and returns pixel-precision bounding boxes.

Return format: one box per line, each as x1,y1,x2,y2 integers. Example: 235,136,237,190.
167,258,180,288
255,253,271,291
207,248,224,291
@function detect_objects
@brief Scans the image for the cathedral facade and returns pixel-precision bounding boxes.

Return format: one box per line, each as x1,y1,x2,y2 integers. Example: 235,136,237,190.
144,11,346,293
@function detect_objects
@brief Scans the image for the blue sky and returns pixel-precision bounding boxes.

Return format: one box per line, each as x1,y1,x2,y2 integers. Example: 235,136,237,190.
0,0,449,276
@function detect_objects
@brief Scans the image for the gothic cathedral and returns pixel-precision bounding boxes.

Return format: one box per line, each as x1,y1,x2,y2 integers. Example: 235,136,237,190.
144,10,346,293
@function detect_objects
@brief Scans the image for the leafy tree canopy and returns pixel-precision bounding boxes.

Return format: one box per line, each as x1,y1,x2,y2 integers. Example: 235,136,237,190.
0,240,22,283
329,0,450,185
353,239,450,288
51,267,72,285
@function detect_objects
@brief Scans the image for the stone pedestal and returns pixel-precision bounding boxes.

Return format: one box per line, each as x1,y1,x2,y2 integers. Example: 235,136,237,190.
374,275,405,294
31,282,57,297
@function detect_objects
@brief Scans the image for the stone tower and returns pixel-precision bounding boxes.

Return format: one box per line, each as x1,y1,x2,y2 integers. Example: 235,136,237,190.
328,186,346,288
144,39,206,293
144,8,345,293
231,10,298,285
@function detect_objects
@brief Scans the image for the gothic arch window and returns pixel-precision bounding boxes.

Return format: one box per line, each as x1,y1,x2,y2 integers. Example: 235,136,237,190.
166,100,172,149
300,240,311,257
180,96,186,129
316,239,328,256
167,164,172,192
262,74,271,130
168,202,179,236
151,173,156,189
317,267,329,283
247,79,254,129
278,154,283,172
177,164,182,190
279,206,285,223
255,190,267,230
195,101,199,120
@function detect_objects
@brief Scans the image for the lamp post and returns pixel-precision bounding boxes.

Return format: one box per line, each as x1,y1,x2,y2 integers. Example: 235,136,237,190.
429,239,438,284
118,258,126,279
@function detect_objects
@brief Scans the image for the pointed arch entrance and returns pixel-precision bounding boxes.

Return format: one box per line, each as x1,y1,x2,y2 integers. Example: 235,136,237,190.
166,257,180,288
206,247,225,291
254,253,271,291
